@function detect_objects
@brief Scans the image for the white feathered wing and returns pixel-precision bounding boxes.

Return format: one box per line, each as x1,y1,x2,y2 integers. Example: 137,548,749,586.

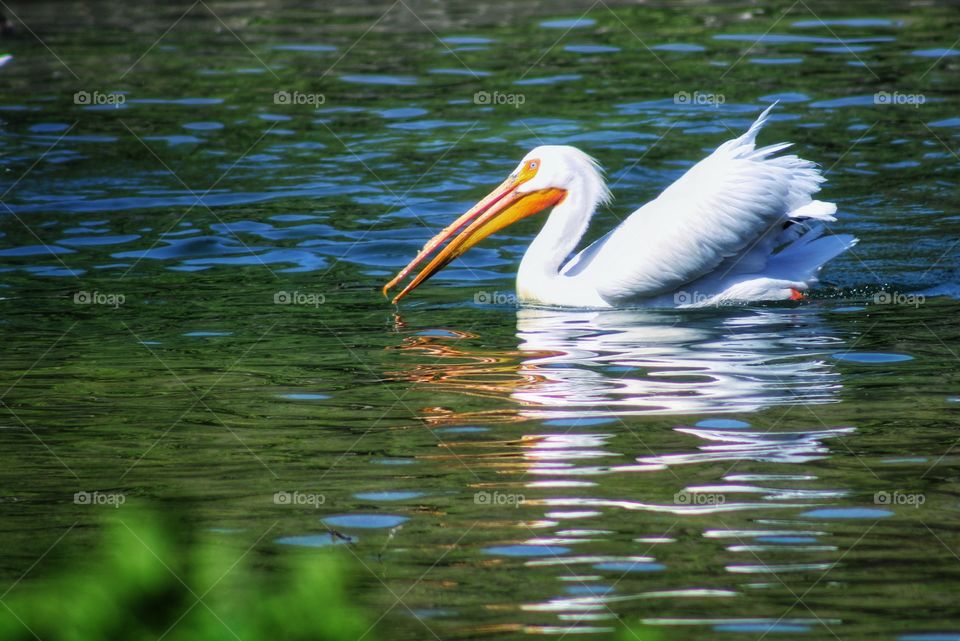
562,105,855,306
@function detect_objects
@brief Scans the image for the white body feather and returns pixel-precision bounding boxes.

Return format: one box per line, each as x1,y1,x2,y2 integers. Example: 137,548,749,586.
513,105,856,308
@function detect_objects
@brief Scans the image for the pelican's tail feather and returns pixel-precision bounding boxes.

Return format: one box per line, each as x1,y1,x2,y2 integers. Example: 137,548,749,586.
770,226,857,283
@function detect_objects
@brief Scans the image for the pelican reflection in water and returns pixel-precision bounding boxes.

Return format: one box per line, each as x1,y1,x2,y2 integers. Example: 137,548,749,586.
390,307,854,636
391,306,844,423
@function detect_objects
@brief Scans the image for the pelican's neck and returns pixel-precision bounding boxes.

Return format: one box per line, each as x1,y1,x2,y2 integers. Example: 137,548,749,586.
517,180,607,306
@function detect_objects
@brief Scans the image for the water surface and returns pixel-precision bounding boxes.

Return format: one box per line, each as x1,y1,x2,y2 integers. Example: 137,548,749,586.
2,1,960,639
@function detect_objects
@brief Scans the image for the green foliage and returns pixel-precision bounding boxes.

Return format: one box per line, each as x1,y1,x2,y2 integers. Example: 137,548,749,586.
0,508,666,641
0,509,372,641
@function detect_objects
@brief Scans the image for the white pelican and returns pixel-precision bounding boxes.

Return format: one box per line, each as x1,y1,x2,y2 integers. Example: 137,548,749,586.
383,105,856,308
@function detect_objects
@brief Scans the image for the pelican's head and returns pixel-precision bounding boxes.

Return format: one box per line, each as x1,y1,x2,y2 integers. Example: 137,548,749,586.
514,146,609,199
383,145,608,303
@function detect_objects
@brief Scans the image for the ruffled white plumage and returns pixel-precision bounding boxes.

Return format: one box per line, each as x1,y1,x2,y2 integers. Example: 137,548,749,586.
516,105,855,307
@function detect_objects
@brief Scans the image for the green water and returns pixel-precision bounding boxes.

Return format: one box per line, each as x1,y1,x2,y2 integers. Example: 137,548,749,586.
2,0,960,639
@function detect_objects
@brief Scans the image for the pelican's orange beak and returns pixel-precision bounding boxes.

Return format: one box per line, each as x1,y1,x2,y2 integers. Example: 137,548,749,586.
383,159,565,304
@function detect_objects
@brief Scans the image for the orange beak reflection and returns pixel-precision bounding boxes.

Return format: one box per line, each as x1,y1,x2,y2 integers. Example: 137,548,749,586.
383,166,566,304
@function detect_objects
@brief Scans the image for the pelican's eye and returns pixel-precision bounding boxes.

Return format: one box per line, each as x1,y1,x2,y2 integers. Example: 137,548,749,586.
517,158,540,184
